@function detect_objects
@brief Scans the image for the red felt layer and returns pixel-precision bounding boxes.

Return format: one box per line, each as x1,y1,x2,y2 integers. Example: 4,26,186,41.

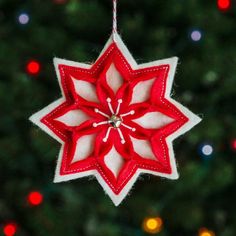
41,43,188,194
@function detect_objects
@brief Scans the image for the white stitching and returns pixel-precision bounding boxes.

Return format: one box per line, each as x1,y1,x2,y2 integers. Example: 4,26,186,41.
45,45,185,192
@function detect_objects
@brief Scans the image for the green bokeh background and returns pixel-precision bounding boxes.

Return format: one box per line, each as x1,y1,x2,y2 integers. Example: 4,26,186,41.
0,0,236,235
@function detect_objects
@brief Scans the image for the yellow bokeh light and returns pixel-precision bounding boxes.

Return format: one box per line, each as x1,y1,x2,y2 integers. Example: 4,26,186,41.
142,217,163,234
199,228,215,236
201,233,211,236
146,219,158,230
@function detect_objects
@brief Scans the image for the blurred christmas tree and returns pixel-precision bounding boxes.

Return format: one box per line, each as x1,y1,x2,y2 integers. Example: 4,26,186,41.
0,0,236,235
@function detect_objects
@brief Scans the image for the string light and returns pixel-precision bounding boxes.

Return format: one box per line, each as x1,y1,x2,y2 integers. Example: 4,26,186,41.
28,191,43,206
217,0,231,11
3,223,17,236
200,143,214,157
190,30,202,42
198,228,215,236
142,217,163,234
26,60,41,75
18,13,29,25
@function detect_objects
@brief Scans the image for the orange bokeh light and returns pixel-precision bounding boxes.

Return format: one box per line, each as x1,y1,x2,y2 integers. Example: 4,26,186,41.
199,228,215,236
142,217,163,234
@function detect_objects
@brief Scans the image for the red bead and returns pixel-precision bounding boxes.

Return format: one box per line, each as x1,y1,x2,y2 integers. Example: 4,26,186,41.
28,191,43,206
3,223,17,236
26,60,40,75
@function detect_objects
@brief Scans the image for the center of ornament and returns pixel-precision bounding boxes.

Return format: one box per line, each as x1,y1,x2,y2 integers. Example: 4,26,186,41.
109,114,123,128
93,98,136,144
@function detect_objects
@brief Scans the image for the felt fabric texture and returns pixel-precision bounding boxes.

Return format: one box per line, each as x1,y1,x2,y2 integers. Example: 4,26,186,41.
29,33,201,206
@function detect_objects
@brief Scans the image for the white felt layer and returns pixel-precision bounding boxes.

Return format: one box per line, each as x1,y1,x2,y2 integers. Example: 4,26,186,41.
106,63,123,93
55,109,89,127
133,112,174,129
104,146,124,177
30,33,202,206
72,134,96,163
130,136,156,160
72,76,99,102
131,78,155,104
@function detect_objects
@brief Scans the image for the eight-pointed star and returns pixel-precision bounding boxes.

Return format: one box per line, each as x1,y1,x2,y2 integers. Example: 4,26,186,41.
30,33,201,206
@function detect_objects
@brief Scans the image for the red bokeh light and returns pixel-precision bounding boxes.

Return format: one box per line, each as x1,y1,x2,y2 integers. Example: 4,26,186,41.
53,0,68,4
231,139,236,150
28,191,43,206
26,60,40,75
217,0,231,11
3,223,17,236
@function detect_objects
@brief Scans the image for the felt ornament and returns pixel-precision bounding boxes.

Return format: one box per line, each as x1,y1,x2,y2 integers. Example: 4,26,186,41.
30,0,201,206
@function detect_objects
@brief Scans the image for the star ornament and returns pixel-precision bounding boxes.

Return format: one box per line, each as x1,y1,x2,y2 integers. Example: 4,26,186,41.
30,33,201,206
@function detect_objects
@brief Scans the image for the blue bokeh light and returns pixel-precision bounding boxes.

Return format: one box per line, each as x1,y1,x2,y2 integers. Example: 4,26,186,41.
190,29,202,42
18,13,30,25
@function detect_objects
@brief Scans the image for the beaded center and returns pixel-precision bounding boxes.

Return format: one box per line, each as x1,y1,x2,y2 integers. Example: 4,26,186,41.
93,98,135,144
109,115,123,128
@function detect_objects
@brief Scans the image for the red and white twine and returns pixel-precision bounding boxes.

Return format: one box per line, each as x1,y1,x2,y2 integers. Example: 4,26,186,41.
112,0,117,41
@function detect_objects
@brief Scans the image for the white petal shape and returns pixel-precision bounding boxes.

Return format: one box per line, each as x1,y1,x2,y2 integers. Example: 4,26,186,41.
133,112,174,129
72,76,99,102
130,136,156,160
131,78,155,104
55,110,89,127
72,134,96,163
104,146,124,177
106,63,123,93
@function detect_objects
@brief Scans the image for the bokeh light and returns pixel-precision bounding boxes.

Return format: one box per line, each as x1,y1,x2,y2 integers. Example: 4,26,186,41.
198,228,215,236
3,223,17,236
142,217,163,234
53,0,68,4
231,139,236,151
28,191,43,206
26,60,41,75
191,30,202,42
217,0,231,11
200,144,214,157
18,13,29,25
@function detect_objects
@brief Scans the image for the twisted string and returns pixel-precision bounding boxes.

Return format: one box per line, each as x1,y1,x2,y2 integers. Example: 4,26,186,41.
112,0,117,41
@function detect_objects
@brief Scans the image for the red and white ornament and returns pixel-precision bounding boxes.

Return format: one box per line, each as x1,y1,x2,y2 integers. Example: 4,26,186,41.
30,33,201,205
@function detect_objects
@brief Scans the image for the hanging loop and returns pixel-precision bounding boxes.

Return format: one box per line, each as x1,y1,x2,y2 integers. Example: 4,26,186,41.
112,0,118,41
